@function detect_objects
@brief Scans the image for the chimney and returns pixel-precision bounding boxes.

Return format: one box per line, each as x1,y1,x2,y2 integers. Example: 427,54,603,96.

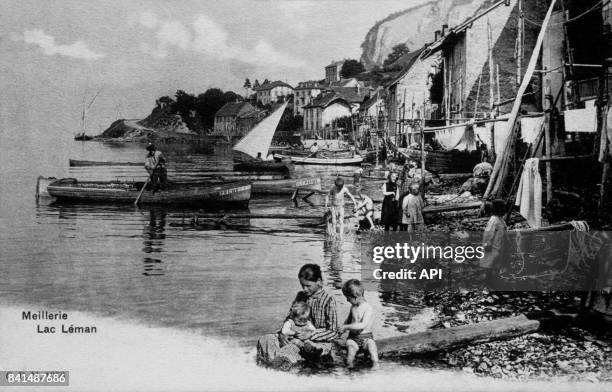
442,24,448,37
435,30,441,40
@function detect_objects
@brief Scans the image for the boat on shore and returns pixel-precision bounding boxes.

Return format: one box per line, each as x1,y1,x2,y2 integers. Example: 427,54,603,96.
391,144,481,174
45,178,251,207
273,154,363,165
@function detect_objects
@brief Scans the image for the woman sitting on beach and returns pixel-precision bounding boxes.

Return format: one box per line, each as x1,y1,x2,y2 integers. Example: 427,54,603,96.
256,264,339,370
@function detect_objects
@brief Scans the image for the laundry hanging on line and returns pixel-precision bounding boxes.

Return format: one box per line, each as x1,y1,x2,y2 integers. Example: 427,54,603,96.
599,105,612,163
564,107,597,133
520,115,545,145
515,158,542,228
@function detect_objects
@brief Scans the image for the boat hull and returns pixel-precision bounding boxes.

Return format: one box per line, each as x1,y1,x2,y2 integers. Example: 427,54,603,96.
47,178,251,207
396,148,481,174
251,177,322,194
274,154,363,165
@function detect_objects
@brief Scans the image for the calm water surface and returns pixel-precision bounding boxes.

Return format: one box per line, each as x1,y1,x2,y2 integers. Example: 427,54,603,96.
0,136,421,348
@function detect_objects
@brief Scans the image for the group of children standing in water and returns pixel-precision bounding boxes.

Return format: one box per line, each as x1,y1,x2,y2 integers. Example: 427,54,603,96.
325,162,426,235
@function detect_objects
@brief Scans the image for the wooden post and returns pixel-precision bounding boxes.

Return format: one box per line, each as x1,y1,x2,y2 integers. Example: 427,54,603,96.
544,79,553,204
488,19,495,112
420,106,426,196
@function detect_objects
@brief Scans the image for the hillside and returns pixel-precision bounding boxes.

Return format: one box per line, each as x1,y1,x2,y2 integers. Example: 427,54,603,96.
360,0,491,69
97,106,200,142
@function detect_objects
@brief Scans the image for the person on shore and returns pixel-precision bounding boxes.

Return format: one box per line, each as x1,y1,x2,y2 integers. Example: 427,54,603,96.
380,172,399,231
255,152,264,161
325,177,357,236
280,301,316,349
401,183,425,232
339,279,379,369
144,143,168,191
354,193,374,231
353,167,364,193
256,264,339,370
309,142,319,158
481,199,508,286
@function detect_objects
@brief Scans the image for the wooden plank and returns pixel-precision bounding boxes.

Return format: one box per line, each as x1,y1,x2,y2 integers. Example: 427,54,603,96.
378,315,540,357
484,0,559,199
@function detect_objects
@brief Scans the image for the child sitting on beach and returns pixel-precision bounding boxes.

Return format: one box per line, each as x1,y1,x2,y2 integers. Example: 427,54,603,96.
339,279,379,369
280,301,316,348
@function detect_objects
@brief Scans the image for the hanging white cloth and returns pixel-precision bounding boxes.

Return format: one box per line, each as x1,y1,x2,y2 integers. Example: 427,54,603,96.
475,118,511,157
599,105,612,162
520,115,545,145
435,126,465,150
453,124,478,151
564,107,597,133
515,158,542,228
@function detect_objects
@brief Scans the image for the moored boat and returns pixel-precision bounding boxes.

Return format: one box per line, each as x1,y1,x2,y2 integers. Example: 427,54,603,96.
46,178,251,207
70,159,142,167
273,154,363,165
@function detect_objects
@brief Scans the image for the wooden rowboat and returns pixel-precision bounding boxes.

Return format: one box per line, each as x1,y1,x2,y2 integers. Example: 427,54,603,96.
172,177,322,195
46,178,251,207
251,177,321,194
70,159,141,167
394,148,481,174
274,154,363,165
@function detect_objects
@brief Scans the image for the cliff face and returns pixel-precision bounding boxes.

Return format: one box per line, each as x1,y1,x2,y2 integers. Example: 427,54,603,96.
360,0,491,69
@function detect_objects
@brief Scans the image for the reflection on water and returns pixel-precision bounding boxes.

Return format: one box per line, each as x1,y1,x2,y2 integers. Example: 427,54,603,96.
0,140,431,347
142,210,166,276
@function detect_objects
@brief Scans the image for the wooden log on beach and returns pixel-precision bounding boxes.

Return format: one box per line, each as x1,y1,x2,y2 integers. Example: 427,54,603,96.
377,315,540,357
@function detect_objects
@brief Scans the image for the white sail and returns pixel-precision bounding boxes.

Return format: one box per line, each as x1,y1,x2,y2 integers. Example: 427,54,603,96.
233,102,287,160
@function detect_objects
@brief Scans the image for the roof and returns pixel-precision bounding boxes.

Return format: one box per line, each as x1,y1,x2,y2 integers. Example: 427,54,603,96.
384,48,427,87
329,86,369,103
325,60,345,69
295,80,326,90
304,92,351,109
253,80,294,91
421,0,511,59
215,102,258,118
361,90,384,110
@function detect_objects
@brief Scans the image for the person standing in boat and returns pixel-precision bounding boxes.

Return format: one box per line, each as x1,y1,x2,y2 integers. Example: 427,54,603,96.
144,143,168,191
309,142,320,158
380,172,399,231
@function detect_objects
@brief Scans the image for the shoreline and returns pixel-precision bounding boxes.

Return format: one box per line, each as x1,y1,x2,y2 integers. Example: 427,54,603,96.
1,301,610,392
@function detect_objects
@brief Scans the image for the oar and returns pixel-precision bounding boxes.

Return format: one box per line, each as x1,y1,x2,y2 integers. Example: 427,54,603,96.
134,164,158,206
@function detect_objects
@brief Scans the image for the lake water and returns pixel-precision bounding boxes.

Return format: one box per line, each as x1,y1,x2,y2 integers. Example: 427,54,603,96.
1,131,603,391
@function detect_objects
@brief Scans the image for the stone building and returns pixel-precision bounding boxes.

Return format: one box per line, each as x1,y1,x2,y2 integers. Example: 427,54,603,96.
253,81,294,106
213,102,261,140
302,93,352,132
293,81,325,116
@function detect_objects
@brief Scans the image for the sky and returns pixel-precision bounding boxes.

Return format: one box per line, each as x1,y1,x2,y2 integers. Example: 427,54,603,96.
0,0,429,131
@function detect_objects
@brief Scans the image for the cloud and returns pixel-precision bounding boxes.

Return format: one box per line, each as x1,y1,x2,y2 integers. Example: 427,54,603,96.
12,29,105,60
135,12,303,68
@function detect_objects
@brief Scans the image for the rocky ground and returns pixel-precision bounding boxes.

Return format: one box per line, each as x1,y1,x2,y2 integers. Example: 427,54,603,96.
392,290,612,382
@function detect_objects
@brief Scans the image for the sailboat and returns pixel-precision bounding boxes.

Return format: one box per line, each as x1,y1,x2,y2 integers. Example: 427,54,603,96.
74,88,102,141
232,102,293,172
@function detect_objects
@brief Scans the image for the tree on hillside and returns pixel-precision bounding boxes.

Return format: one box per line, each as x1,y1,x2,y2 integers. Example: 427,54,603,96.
383,43,410,68
243,78,251,89
253,79,260,88
194,88,241,129
175,90,196,118
263,78,270,85
340,59,366,79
